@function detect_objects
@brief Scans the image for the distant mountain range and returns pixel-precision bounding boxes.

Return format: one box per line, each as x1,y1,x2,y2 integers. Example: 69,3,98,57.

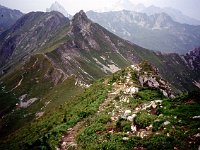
46,1,71,19
101,0,200,26
87,10,200,54
142,5,200,26
0,5,23,34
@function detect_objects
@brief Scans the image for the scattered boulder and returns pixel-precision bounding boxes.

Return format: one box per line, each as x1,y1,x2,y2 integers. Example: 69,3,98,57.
194,133,200,137
125,86,139,95
192,116,200,119
163,121,170,126
151,101,157,109
127,116,134,122
131,125,137,132
122,137,129,141
161,89,168,97
36,112,44,118
124,110,132,118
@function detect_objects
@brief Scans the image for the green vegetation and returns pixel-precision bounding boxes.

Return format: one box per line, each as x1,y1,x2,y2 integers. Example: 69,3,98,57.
2,54,55,98
0,75,84,141
135,111,156,128
0,54,85,145
76,89,200,150
116,118,132,132
136,88,164,101
0,86,18,116
1,60,200,150
0,79,110,149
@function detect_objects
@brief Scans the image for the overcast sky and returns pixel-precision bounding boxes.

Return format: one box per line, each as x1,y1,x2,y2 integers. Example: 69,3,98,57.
0,0,200,20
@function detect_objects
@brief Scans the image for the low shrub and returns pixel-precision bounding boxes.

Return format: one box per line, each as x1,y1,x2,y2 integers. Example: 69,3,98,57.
135,111,156,128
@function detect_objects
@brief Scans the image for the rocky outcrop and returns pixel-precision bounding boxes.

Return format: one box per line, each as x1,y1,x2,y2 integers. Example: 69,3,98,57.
139,75,173,97
132,63,174,97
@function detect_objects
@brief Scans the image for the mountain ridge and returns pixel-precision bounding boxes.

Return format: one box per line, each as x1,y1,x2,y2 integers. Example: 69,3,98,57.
0,11,69,74
87,10,200,54
101,0,200,25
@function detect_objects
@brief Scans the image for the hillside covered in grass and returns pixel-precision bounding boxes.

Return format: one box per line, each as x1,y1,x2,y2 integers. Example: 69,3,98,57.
76,63,200,150
1,62,199,150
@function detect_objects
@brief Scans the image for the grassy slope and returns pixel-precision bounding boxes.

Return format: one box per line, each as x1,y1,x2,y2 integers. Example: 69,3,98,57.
0,54,84,141
77,91,200,150
0,78,110,149
76,67,200,150
1,64,200,150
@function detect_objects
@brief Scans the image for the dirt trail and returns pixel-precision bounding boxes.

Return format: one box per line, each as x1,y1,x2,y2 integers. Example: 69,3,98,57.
58,86,116,149
58,121,85,150
98,93,116,113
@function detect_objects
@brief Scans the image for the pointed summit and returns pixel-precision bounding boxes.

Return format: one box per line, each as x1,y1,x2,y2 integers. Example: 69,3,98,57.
73,10,88,22
46,1,71,18
71,10,92,35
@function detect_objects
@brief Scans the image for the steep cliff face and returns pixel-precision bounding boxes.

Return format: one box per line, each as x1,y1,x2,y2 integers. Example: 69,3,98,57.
185,47,200,71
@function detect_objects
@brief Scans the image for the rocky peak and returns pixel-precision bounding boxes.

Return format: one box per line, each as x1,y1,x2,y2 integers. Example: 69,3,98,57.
70,10,93,36
67,10,102,50
136,62,174,98
185,47,200,63
46,1,71,18
72,10,88,23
